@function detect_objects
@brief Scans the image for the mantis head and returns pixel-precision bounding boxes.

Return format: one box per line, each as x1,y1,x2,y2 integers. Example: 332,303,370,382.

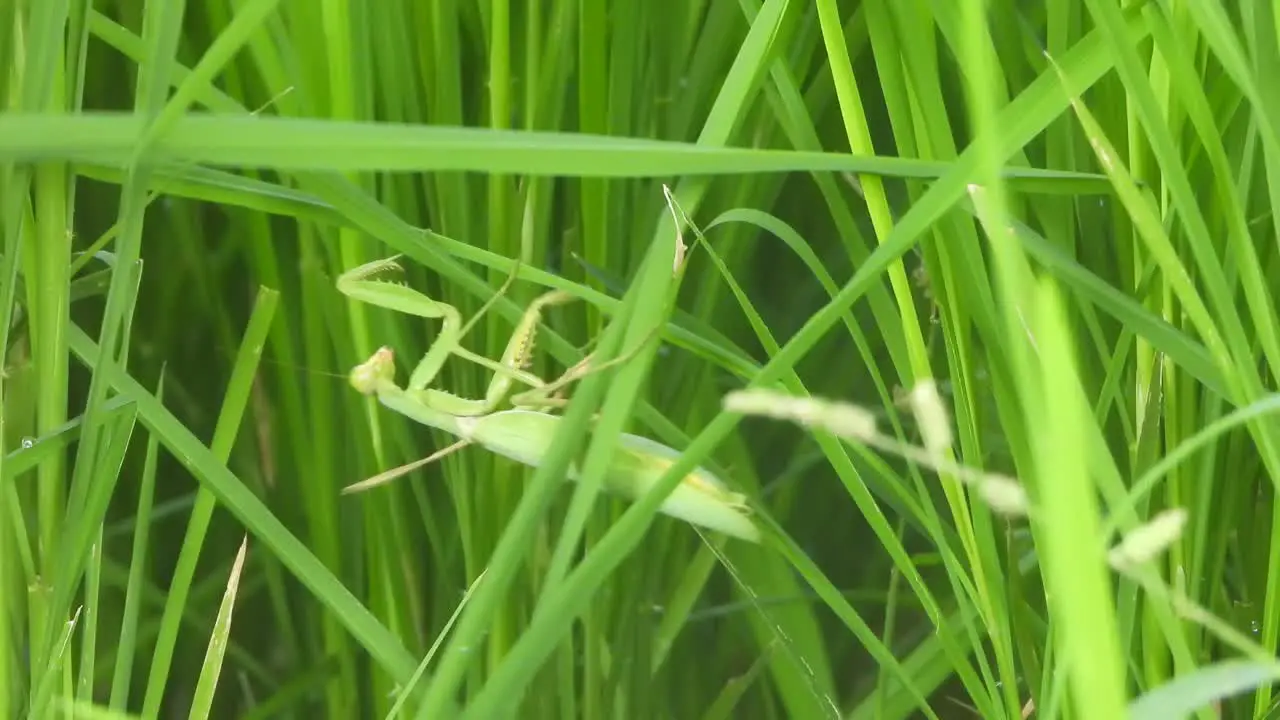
350,346,397,395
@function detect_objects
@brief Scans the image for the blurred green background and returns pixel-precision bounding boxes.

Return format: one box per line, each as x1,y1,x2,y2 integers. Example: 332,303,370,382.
6,1,1280,718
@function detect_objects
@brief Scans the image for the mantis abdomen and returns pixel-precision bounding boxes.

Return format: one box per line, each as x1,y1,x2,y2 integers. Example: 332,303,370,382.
461,410,761,542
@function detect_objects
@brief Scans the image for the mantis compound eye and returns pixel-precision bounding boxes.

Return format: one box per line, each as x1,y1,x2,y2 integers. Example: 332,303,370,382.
349,346,396,395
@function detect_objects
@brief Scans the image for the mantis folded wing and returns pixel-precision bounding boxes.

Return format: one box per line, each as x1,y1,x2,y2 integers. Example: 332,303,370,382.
337,258,761,543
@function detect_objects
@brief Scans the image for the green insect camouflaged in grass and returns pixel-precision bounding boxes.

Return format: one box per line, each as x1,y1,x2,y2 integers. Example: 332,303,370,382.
336,257,760,543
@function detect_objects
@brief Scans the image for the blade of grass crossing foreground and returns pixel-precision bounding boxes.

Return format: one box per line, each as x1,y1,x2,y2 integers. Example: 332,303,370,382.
1030,279,1128,717
455,202,692,719
541,203,687,596
412,246,644,719
0,112,1119,187
957,1,1042,712
139,287,278,719
540,202,689,586
1036,303,1204,686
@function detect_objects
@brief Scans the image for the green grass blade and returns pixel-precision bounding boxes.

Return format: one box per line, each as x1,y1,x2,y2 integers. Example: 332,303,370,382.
139,288,277,717
1128,660,1280,720
455,204,685,718
108,373,166,710
0,113,1112,190
186,538,249,720
1030,279,1127,718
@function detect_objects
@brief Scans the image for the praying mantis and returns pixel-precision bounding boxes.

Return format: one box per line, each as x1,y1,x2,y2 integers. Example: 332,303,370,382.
335,257,761,543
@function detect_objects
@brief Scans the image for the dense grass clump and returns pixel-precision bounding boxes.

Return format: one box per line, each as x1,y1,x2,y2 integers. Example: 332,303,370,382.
7,1,1280,718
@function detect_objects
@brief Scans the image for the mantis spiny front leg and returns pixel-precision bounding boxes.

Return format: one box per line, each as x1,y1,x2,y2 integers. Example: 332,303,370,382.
337,257,580,416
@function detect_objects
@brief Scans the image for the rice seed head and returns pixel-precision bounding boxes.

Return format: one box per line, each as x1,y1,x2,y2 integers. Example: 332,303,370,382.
1108,508,1188,570
908,379,953,458
723,389,878,442
978,473,1030,516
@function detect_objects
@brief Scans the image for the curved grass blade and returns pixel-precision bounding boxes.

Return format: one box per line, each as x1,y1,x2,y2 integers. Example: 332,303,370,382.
1127,660,1280,720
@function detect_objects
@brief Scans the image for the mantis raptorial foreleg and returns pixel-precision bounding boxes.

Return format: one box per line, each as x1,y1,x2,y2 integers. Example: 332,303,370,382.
338,257,659,414
337,257,582,415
